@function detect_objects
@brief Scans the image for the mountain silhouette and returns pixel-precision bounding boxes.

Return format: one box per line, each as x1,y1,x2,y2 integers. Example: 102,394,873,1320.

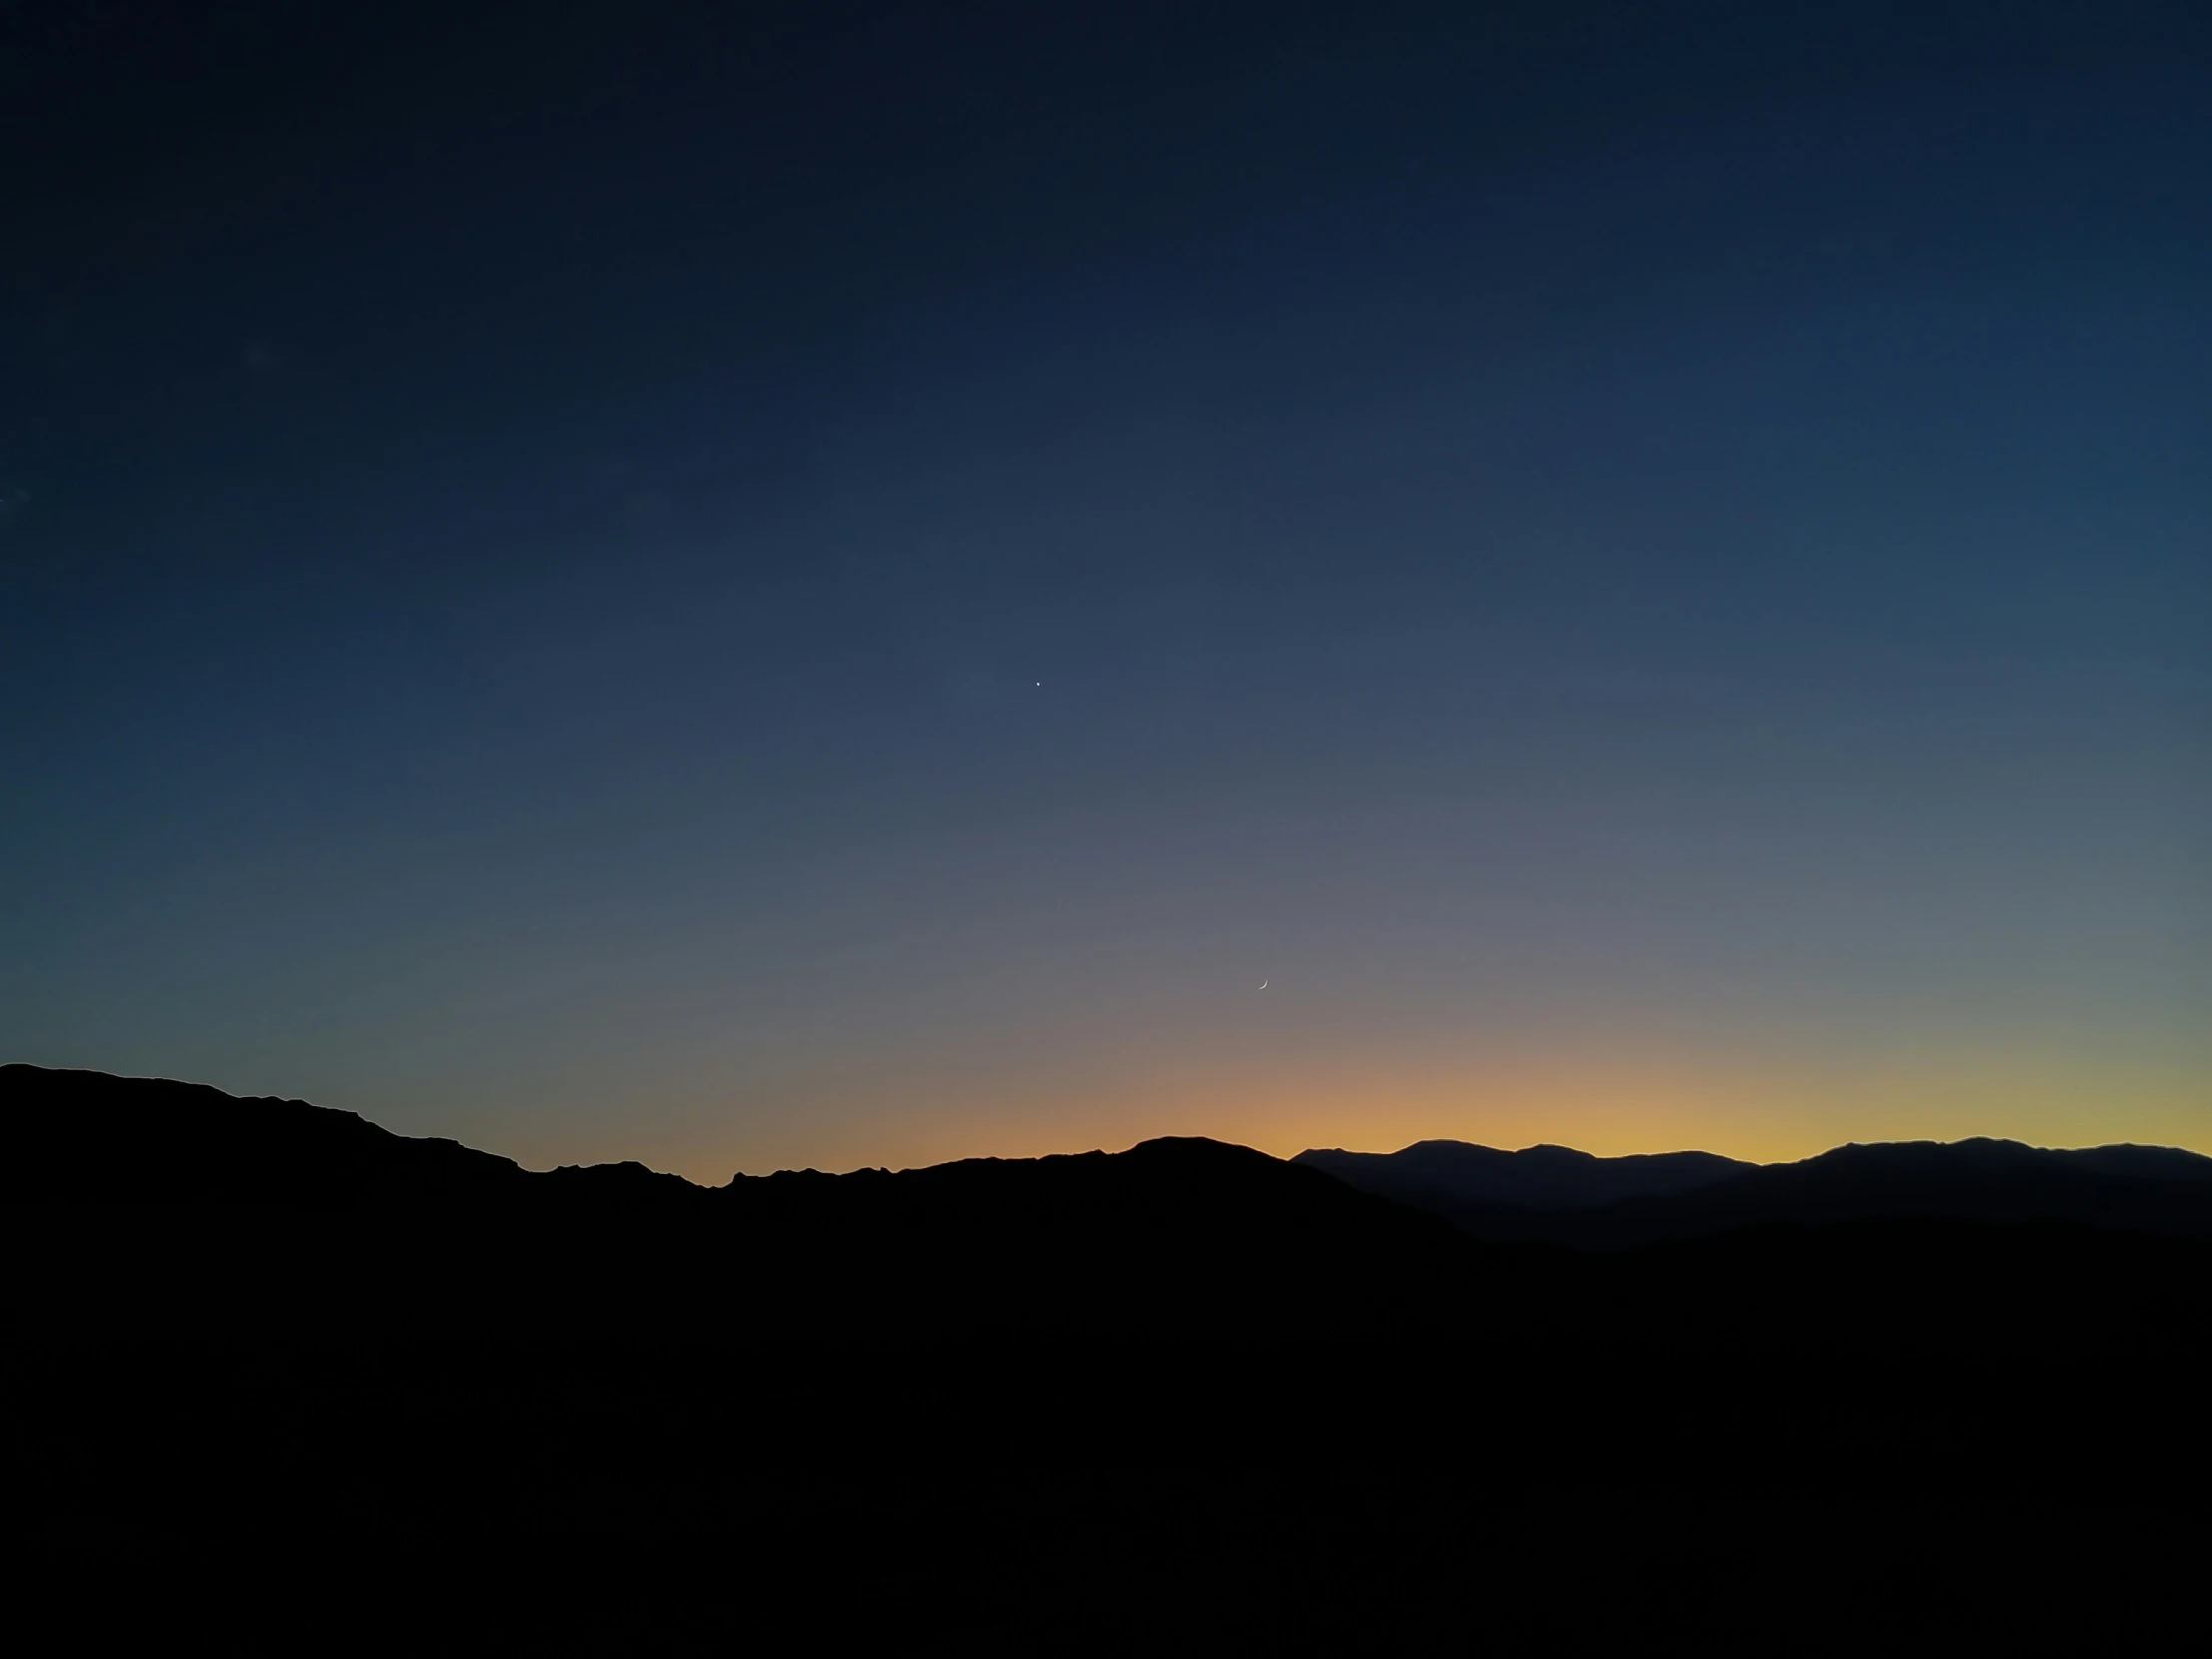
11,1063,2211,1347
1297,1132,2212,1246
4,1064,1514,1344
1604,1135,2212,1244
3,1063,535,1206
1296,1139,1751,1209
0,1062,724,1209
28,1063,2207,1241
10,1063,2211,1648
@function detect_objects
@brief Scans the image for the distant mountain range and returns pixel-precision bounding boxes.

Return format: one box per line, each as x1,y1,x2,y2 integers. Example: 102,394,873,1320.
12,1062,2212,1248
10,1060,2212,1348
1296,1141,1754,1209
10,1062,2212,1629
1296,1135,2212,1246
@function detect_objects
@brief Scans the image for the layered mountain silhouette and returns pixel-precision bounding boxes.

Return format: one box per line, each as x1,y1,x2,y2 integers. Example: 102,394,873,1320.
10,1063,2212,1643
1297,1140,1753,1211
11,1062,2212,1349
21,1062,2210,1238
1297,1134,2212,1246
3,1064,1501,1344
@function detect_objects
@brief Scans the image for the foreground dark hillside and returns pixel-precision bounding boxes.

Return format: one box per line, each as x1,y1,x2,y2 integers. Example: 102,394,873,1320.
9,1065,2210,1649
4,1064,1526,1344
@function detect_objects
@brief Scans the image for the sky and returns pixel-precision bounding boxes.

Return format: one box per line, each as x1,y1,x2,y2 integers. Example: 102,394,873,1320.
4,1,2207,1178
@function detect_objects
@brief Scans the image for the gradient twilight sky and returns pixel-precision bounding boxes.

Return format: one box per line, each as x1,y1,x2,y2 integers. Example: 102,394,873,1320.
4,1,2207,1178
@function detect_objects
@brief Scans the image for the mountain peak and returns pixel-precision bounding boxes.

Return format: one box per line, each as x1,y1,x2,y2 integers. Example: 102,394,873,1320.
1295,1139,1752,1214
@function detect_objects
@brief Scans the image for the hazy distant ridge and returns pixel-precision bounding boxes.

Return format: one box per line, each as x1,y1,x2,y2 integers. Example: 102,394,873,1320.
1296,1141,1753,1210
1296,1135,2212,1246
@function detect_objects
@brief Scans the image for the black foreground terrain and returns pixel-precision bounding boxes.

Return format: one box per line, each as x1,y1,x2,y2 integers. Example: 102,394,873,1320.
8,1064,2208,1652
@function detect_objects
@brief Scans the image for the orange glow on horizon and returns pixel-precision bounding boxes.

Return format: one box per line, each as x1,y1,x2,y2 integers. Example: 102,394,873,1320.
604,1041,2212,1184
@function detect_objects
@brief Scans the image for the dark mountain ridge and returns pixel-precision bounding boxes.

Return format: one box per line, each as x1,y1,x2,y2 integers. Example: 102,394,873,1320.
1298,1131,2212,1246
1296,1139,1754,1210
3,1065,1510,1344
22,1062,2209,1224
11,1063,2212,1643
15,1067,2211,1363
0,1063,703,1209
12,1063,2212,1349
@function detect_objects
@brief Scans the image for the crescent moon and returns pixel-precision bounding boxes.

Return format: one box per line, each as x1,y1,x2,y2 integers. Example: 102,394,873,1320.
1259,980,1268,989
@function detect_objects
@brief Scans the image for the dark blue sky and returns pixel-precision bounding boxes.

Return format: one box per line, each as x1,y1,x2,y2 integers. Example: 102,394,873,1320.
5,1,2207,1173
